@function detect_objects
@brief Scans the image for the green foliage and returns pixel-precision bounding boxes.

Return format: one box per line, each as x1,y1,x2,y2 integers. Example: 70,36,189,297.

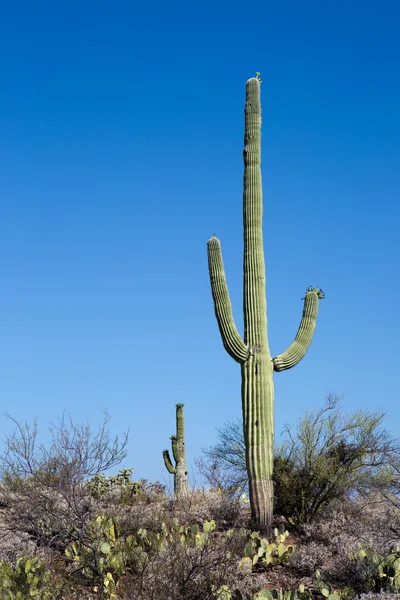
65,514,146,598
200,395,400,529
253,590,309,600
217,584,314,599
160,517,218,550
86,471,166,506
239,525,295,570
217,581,342,600
0,556,57,600
347,546,400,593
274,396,399,528
314,570,342,599
65,514,219,597
86,468,143,501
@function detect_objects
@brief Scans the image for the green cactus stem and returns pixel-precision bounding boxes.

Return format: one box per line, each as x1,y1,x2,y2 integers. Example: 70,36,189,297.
162,403,188,496
207,78,323,531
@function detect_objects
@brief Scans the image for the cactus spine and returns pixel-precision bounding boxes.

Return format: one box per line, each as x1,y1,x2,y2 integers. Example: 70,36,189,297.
207,77,323,531
162,403,188,496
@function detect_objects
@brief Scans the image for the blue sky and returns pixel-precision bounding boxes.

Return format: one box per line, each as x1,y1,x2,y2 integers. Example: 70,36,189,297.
1,1,399,487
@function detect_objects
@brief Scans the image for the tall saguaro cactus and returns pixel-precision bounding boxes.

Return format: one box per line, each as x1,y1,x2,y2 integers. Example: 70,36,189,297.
207,77,324,531
162,403,188,496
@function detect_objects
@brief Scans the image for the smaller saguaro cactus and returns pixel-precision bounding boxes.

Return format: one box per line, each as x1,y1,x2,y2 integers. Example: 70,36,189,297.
162,403,188,496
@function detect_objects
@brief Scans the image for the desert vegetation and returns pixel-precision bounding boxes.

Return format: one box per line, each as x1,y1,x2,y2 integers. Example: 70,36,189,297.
1,73,397,600
0,396,399,600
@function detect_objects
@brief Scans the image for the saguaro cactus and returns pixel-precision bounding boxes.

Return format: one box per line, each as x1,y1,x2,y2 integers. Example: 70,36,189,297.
207,77,324,531
162,403,188,496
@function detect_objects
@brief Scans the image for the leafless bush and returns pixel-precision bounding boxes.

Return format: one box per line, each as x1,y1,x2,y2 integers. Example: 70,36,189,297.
163,490,249,531
196,419,247,496
206,493,245,528
290,541,332,576
0,412,128,551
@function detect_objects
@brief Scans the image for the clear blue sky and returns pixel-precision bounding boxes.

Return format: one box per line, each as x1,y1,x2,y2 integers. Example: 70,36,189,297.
1,1,399,487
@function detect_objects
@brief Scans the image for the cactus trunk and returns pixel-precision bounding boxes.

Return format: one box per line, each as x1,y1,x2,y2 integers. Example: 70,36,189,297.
207,77,323,531
241,77,274,528
162,403,188,496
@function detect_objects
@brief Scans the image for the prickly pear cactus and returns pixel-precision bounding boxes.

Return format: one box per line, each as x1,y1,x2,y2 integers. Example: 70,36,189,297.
0,556,55,600
239,526,295,572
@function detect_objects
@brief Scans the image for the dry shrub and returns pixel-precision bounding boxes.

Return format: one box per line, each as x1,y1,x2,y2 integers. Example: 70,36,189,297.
357,594,400,599
199,396,400,531
288,495,400,595
290,541,332,576
0,413,128,552
118,532,242,600
303,495,400,558
118,490,249,544
169,490,248,529
0,524,37,564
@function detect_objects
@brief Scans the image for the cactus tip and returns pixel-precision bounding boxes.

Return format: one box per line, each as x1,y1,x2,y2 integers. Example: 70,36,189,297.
248,72,262,84
247,76,261,84
302,286,325,300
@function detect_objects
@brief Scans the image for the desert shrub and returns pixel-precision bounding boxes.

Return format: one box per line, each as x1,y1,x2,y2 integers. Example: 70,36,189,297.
196,419,247,496
207,492,244,528
289,541,332,576
0,412,128,551
181,489,245,529
65,514,152,597
274,397,399,528
118,520,244,600
157,489,248,531
212,582,343,599
64,513,244,600
199,396,400,529
357,594,400,599
0,528,37,564
225,588,314,600
284,494,400,599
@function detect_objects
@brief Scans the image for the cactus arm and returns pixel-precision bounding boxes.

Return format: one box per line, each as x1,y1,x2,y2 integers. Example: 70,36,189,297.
272,290,321,372
171,435,179,463
207,236,249,363
162,450,176,474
